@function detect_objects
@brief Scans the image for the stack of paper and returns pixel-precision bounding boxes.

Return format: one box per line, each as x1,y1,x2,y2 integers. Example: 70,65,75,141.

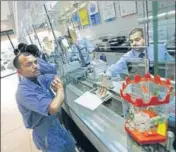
74,92,103,111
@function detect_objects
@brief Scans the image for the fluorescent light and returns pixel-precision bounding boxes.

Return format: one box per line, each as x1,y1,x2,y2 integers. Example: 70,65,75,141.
138,10,175,24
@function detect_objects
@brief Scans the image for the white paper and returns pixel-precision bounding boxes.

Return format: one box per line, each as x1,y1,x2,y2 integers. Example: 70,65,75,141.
99,1,116,21
74,92,103,110
119,1,136,17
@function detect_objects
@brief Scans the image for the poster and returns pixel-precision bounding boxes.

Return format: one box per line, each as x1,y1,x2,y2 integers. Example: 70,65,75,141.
72,12,79,23
89,1,101,25
90,13,101,25
119,1,136,17
78,8,90,26
72,12,81,30
99,1,116,21
88,1,99,15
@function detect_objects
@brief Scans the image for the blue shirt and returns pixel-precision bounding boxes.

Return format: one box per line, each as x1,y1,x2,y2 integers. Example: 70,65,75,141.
106,44,174,77
16,74,75,152
68,38,95,64
38,58,57,75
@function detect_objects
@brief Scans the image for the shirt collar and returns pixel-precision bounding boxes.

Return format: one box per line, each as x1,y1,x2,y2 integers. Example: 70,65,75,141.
19,76,42,90
131,48,147,57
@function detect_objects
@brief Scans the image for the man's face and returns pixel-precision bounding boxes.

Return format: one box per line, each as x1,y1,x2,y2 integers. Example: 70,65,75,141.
18,55,40,78
129,31,145,52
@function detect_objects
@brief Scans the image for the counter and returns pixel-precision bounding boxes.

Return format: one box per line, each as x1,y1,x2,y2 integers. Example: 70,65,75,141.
61,75,175,152
64,81,128,152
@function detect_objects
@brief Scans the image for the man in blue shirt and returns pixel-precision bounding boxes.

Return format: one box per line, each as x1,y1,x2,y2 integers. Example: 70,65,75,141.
106,28,174,77
14,52,75,152
67,29,95,67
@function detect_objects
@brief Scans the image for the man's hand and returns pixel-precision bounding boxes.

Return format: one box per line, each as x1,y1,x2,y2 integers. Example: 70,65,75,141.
51,76,63,92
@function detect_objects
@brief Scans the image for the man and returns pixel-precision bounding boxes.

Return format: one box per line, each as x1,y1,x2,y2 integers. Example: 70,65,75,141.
14,52,75,152
106,28,174,77
67,28,96,67
18,43,28,53
25,44,56,75
13,48,20,56
25,44,48,61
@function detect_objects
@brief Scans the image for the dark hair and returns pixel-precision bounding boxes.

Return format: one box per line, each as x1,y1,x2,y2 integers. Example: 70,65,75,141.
25,44,40,57
14,49,19,56
13,52,32,69
18,43,27,53
129,28,144,38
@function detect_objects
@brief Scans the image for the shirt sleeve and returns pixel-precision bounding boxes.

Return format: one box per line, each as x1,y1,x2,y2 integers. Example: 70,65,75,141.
106,52,130,77
38,58,57,74
18,88,52,116
158,44,174,61
84,38,95,53
164,46,174,61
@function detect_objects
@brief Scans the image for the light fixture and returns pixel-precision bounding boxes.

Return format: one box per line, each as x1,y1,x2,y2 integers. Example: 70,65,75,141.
138,10,175,24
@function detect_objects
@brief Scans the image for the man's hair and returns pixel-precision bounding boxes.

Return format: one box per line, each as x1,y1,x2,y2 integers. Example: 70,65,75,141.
129,28,144,38
18,43,27,53
14,49,19,56
25,44,40,57
13,52,32,69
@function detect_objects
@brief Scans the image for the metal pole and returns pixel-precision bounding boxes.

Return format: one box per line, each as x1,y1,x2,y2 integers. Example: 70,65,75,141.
26,30,33,44
43,5,64,57
6,31,15,50
44,5,58,46
32,25,42,49
43,4,65,75
152,1,158,75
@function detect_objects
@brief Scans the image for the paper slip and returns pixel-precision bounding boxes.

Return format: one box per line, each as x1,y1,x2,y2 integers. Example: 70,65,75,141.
74,92,103,111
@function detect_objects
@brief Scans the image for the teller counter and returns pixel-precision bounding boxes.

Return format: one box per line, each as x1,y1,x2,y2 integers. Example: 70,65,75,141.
60,75,175,152
63,80,128,152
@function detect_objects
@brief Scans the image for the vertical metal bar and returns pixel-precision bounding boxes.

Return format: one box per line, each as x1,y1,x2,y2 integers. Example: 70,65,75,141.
26,30,33,44
152,1,158,75
43,4,64,75
145,1,149,47
32,25,42,49
43,5,58,46
6,31,15,49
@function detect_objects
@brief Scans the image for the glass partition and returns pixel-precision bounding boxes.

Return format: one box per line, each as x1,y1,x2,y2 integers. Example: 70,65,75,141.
1,35,17,77
137,1,175,78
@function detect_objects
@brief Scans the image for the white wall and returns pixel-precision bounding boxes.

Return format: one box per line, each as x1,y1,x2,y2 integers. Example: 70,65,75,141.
78,1,141,40
1,1,11,21
56,1,175,41
56,1,142,39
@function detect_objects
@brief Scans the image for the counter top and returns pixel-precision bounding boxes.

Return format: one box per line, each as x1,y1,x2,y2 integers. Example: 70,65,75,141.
65,82,128,152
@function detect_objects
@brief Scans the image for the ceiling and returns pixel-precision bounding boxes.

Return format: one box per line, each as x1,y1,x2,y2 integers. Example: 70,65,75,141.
1,1,88,40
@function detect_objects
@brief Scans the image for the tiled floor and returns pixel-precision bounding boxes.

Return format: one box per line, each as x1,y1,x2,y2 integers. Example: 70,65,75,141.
1,74,40,152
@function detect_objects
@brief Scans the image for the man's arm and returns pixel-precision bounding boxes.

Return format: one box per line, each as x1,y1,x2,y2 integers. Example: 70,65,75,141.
38,58,57,74
84,38,96,53
165,52,174,61
17,76,64,116
105,52,130,77
48,77,64,115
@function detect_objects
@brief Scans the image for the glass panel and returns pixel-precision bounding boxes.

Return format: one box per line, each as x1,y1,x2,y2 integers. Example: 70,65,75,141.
1,35,17,77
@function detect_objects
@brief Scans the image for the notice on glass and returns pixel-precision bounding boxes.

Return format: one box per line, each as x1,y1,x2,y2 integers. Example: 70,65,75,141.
119,1,136,17
88,1,99,15
99,1,116,21
78,8,90,26
74,92,103,111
